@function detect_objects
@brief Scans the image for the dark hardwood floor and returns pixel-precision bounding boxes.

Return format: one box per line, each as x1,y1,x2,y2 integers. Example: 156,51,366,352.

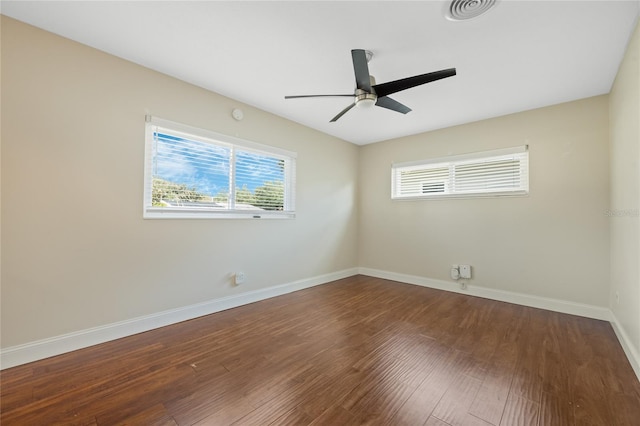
2,275,639,425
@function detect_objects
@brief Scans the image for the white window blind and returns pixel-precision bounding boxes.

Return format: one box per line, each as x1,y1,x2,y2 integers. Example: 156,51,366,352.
144,116,296,219
392,146,529,200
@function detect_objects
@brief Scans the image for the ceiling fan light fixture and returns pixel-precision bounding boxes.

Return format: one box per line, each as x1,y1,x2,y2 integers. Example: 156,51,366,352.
356,97,376,109
355,89,377,108
445,0,498,21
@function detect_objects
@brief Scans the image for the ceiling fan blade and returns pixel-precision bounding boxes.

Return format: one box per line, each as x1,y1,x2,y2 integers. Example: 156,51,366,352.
285,94,354,99
330,102,356,122
372,68,456,98
351,49,372,92
375,96,412,114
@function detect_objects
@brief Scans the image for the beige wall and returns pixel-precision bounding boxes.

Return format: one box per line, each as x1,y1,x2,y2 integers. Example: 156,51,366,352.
1,17,359,348
359,96,610,306
610,19,640,357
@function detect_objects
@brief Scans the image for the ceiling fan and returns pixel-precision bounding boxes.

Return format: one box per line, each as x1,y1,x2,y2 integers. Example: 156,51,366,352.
285,49,456,122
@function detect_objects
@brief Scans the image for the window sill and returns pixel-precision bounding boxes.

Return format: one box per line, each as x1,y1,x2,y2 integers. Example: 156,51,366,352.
392,190,529,201
144,208,295,219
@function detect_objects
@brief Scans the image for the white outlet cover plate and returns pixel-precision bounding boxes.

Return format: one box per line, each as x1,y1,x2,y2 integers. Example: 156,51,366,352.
460,265,471,279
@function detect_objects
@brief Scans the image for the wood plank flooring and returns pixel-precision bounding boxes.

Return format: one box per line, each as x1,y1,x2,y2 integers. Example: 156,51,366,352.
2,275,639,425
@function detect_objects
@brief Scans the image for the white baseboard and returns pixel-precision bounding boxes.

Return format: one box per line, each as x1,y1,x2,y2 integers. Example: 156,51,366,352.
0,268,359,370
4,267,637,383
358,267,612,321
609,313,640,381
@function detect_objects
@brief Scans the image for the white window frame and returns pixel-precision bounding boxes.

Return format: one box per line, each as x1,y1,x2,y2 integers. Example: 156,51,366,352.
144,116,296,219
391,145,529,200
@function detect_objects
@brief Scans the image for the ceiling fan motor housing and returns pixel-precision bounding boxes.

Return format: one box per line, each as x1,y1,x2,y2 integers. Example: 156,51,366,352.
356,89,377,108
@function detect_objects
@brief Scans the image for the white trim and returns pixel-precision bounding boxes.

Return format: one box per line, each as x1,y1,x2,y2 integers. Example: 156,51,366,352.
147,115,297,159
392,145,528,169
0,268,358,370
5,267,637,383
143,208,295,220
609,312,640,381
390,190,529,201
358,267,612,321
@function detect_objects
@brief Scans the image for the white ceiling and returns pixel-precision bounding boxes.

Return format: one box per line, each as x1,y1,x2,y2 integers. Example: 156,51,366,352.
3,1,639,145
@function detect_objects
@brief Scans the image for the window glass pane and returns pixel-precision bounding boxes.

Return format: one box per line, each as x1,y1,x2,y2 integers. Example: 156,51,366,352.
152,132,230,209
234,150,285,211
454,159,521,192
398,167,449,197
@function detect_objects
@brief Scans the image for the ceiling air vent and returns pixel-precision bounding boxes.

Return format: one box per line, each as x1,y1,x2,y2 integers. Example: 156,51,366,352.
445,0,498,21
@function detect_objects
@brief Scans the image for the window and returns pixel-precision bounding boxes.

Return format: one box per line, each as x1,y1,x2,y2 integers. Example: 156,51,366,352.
392,146,528,200
144,116,296,218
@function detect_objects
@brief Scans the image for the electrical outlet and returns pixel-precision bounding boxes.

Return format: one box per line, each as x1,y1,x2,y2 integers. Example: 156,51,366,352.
234,272,246,285
460,264,471,279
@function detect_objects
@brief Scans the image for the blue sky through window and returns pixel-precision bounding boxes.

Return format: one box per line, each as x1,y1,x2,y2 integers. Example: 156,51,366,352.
153,132,284,196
